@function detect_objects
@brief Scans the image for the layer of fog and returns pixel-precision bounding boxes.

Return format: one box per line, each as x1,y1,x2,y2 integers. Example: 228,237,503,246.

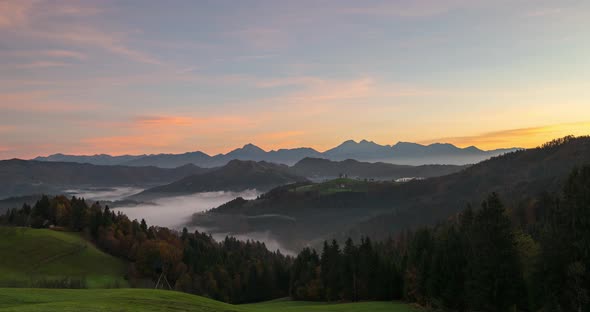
112,189,296,254
113,190,259,229
64,187,145,201
66,187,291,254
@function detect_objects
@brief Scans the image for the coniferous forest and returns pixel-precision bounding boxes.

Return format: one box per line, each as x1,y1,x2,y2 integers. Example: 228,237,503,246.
2,165,590,311
289,165,590,311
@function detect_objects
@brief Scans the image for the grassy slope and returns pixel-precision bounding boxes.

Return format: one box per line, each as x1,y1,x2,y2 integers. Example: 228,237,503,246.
0,227,127,288
0,228,418,311
243,299,419,312
0,289,418,312
0,288,242,312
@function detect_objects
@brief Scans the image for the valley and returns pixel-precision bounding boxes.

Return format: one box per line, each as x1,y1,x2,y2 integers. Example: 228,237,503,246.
2,2,587,310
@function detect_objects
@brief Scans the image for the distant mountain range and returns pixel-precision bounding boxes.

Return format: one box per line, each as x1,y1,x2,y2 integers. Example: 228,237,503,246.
191,136,590,251
34,140,520,168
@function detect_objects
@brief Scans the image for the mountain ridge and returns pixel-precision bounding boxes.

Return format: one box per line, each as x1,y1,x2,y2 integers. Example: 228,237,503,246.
131,159,309,200
34,140,520,168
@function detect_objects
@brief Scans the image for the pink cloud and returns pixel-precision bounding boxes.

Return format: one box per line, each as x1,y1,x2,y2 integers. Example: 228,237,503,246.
0,0,101,29
0,125,15,133
0,145,12,153
82,134,183,154
132,115,254,129
0,91,100,113
31,27,162,65
2,49,87,60
16,61,70,68
44,3,103,17
76,114,261,155
0,0,36,28
0,1,161,65
43,49,87,60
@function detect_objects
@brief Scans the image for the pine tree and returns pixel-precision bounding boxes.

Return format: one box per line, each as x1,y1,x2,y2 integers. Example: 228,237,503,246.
342,238,358,301
465,193,526,311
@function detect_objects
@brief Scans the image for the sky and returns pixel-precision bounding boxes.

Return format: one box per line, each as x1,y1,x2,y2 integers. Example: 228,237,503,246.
1,0,589,159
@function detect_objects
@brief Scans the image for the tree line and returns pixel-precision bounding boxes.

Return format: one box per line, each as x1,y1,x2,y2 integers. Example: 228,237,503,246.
289,166,590,311
1,195,291,303
2,165,589,310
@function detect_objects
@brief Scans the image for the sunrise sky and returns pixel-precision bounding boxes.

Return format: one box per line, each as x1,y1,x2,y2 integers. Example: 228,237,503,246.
1,0,589,159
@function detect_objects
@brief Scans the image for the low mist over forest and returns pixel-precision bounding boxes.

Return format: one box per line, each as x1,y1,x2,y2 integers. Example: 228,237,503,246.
2,1,589,311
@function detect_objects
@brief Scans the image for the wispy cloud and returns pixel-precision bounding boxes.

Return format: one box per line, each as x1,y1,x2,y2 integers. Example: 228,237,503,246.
43,49,87,60
1,49,87,61
421,122,590,149
338,0,473,17
0,91,99,113
526,8,563,18
0,0,36,28
30,27,162,65
135,116,195,127
15,61,70,68
76,114,260,155
0,1,161,65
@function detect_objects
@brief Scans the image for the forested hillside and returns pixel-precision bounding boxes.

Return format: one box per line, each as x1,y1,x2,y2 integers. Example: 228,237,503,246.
1,196,290,304
2,164,589,310
291,157,466,180
194,136,590,250
289,166,590,311
133,160,308,199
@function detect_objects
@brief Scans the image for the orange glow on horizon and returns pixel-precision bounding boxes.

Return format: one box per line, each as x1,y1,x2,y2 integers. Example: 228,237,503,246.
420,122,590,150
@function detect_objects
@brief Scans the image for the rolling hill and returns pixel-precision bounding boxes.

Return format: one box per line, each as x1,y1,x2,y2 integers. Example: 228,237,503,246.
291,157,467,180
0,289,418,312
0,159,208,199
192,136,590,251
0,227,127,288
0,227,416,311
132,160,309,200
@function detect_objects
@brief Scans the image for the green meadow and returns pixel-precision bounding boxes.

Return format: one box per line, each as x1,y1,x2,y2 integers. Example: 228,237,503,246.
0,227,127,288
0,227,419,311
0,288,419,312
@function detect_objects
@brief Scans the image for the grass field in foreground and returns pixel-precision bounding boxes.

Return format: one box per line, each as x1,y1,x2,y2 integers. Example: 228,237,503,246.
0,288,241,312
0,288,420,312
243,298,420,312
0,227,127,288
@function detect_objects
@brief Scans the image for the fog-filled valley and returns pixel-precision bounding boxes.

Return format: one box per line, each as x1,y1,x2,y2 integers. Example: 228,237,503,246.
65,187,146,202
3,1,589,310
113,190,259,229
